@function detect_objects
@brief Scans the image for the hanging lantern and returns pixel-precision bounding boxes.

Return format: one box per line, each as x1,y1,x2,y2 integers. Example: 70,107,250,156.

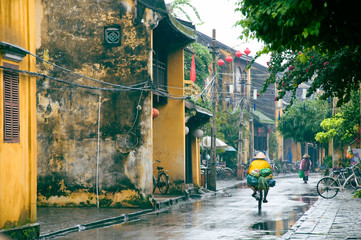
152,108,159,118
193,129,204,138
217,59,225,67
235,50,243,58
225,55,233,63
244,47,251,55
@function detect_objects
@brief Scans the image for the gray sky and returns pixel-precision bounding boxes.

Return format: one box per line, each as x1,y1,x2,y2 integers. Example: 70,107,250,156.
165,0,270,67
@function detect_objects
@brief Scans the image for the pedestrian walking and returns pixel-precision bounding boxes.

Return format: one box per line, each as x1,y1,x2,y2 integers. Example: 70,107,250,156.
300,154,311,183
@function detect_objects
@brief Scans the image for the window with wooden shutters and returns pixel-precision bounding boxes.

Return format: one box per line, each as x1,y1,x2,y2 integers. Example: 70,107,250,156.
3,63,20,143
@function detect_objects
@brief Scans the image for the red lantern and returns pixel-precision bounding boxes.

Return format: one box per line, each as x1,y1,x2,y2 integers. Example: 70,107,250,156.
225,55,233,63
217,59,225,67
235,50,243,58
152,108,159,119
244,47,251,55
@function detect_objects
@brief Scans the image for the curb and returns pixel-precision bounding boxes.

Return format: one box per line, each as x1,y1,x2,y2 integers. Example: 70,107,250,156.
281,198,322,239
38,209,153,239
38,193,191,239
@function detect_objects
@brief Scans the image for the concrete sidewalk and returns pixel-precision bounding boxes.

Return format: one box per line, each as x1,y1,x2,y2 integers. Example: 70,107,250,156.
282,190,361,240
37,178,244,239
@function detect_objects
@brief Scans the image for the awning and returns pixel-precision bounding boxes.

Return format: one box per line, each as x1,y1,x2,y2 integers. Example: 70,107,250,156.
200,136,228,149
224,146,237,152
252,109,275,125
185,100,212,129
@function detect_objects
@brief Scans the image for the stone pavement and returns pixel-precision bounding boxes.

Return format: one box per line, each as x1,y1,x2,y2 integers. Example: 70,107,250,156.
282,190,361,240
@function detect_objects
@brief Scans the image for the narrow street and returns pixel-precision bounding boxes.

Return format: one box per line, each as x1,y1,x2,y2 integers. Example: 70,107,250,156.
53,174,321,239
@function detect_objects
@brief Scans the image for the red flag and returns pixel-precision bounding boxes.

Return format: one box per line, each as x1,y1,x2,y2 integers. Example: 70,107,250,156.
190,54,196,83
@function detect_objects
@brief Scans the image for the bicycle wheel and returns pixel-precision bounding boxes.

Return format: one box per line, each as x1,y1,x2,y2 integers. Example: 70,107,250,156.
223,167,234,179
273,168,279,176
152,175,156,193
157,172,169,194
348,174,361,190
258,190,263,215
317,177,339,199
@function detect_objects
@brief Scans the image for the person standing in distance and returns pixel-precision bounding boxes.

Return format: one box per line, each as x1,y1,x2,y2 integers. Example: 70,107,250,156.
300,154,311,183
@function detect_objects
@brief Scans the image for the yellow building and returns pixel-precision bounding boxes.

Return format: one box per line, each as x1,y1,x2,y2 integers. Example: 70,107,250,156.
152,14,198,192
0,0,39,238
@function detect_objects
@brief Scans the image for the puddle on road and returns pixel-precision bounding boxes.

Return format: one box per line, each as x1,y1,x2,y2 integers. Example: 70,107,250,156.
249,192,319,237
250,205,308,236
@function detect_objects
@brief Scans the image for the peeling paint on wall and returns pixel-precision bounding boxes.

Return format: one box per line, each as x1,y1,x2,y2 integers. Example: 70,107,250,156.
36,0,154,207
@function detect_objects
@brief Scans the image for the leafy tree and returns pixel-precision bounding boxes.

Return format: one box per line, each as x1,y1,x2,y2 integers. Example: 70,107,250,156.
277,98,330,144
202,108,242,148
236,0,361,106
237,0,361,52
316,90,360,145
168,0,203,25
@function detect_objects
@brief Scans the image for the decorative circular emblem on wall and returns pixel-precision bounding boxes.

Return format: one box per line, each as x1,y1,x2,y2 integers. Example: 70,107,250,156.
104,26,121,47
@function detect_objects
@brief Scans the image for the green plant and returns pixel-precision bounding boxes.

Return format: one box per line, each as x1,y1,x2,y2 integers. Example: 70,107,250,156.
323,156,333,169
353,189,361,199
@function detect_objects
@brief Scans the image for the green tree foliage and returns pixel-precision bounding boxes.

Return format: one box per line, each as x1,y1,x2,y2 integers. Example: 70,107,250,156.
277,98,330,143
237,0,361,52
184,42,212,89
316,91,360,144
168,0,203,25
202,108,244,150
236,0,361,106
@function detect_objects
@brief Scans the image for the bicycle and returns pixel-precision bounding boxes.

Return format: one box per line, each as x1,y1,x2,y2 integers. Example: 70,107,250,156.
254,187,263,215
282,161,293,174
242,163,249,178
270,161,279,176
316,163,361,199
153,160,169,194
216,165,234,179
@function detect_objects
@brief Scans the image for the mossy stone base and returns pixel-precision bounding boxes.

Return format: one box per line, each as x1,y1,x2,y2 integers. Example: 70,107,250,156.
1,223,39,240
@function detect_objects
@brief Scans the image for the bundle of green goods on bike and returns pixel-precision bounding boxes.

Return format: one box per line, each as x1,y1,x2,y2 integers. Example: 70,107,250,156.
247,168,276,188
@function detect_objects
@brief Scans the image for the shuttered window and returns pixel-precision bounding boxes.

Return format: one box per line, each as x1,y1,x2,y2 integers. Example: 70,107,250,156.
3,63,20,143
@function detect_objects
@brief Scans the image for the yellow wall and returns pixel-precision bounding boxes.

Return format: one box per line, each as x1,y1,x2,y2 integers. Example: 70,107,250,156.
153,49,186,185
0,0,37,229
192,137,201,186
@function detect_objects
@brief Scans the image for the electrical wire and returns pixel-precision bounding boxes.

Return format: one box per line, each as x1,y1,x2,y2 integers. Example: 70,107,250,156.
28,52,145,90
0,65,152,92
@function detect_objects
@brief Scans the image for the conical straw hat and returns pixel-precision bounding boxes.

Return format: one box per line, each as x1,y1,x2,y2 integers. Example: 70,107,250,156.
254,152,267,159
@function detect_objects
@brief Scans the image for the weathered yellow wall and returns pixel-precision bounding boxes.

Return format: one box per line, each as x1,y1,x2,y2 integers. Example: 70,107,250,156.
0,0,37,229
153,49,185,187
35,0,154,207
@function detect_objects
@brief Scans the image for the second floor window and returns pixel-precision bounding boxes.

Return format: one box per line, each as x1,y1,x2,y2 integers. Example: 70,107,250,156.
3,63,20,143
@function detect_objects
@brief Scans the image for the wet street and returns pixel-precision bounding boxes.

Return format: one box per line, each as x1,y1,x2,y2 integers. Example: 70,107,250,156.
54,174,321,240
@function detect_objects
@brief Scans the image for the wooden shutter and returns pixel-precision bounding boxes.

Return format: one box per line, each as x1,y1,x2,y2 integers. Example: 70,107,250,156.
3,63,20,143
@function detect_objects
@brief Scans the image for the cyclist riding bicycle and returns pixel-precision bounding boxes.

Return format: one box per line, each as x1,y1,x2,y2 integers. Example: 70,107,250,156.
248,152,273,203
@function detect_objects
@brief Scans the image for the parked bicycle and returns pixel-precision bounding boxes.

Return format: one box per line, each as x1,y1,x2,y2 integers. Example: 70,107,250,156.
242,163,249,178
282,161,299,174
216,165,234,179
270,161,279,176
316,163,361,199
153,160,169,194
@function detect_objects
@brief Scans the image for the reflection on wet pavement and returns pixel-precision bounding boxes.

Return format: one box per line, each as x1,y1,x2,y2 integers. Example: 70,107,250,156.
54,175,322,240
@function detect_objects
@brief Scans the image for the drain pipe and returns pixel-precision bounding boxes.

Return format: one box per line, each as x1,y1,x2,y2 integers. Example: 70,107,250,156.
96,95,102,208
